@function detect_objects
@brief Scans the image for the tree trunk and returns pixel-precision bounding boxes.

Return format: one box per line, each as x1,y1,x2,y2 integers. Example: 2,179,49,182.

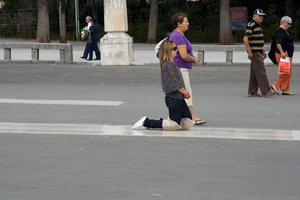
92,2,98,25
219,0,232,45
59,0,67,43
285,0,296,22
36,0,50,43
87,0,98,25
147,0,158,43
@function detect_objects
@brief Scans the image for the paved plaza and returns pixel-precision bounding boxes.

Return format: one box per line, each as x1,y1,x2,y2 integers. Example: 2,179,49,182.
1,41,300,199
1,63,299,131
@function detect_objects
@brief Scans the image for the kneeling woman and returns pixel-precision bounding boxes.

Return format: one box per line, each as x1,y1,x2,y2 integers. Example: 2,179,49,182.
132,40,194,131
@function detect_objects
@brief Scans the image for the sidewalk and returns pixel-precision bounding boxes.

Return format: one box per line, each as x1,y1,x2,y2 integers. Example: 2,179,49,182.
0,38,300,65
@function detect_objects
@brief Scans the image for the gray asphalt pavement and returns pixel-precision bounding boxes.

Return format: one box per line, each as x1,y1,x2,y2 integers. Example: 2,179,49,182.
0,63,299,130
1,52,300,199
1,133,300,200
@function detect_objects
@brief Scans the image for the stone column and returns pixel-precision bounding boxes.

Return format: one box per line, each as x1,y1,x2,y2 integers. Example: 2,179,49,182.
226,51,233,63
4,48,11,60
100,0,133,65
31,49,39,61
197,51,204,65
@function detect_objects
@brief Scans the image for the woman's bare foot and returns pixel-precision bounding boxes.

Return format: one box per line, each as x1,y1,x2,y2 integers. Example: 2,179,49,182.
271,85,280,95
282,90,294,95
193,118,207,125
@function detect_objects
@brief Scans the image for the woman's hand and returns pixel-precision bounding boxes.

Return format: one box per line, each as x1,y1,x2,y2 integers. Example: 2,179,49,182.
177,45,197,63
192,56,197,64
276,44,286,59
178,88,190,99
184,91,191,99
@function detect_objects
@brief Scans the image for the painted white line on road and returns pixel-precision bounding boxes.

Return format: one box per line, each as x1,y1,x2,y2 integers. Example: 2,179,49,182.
0,122,300,141
0,98,123,106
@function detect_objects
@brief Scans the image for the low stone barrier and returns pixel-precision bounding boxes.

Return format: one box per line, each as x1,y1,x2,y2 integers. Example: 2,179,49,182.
0,42,73,62
197,45,300,65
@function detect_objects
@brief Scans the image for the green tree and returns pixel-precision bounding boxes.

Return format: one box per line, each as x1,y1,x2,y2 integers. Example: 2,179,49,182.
147,0,158,43
87,0,98,24
59,0,66,43
2,0,23,23
285,0,296,21
36,0,50,42
294,9,300,39
219,0,232,44
263,3,278,41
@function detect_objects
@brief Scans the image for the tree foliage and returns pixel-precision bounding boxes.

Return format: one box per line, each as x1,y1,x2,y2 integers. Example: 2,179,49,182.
1,0,24,21
1,0,299,42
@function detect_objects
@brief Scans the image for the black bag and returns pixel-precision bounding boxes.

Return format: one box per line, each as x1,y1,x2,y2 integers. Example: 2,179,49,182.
268,37,278,64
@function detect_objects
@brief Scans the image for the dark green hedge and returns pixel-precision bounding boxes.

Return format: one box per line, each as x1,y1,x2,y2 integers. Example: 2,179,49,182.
1,0,299,42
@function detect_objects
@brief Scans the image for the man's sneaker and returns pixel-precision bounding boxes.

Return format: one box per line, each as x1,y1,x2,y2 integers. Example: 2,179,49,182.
132,116,147,130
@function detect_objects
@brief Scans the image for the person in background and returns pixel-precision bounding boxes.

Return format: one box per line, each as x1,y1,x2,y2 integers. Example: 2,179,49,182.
132,40,194,131
87,18,101,60
169,12,206,125
80,16,92,60
271,16,294,95
243,8,275,97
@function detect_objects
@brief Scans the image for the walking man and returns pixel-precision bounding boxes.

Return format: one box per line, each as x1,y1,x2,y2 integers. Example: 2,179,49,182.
87,18,101,60
243,8,275,97
80,16,92,60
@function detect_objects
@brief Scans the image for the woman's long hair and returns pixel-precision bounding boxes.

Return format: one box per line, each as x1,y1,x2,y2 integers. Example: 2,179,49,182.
159,40,176,68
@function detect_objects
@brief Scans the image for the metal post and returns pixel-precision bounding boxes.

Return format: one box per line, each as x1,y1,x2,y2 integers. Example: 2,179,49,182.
75,0,80,40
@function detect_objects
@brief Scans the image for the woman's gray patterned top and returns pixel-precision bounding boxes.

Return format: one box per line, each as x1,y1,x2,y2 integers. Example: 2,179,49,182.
161,61,185,99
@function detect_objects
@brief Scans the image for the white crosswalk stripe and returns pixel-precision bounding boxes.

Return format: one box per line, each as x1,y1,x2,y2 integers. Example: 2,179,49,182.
0,122,300,141
0,98,123,106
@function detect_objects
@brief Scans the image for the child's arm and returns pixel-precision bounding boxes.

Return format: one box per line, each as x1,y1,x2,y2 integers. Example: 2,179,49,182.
178,87,190,99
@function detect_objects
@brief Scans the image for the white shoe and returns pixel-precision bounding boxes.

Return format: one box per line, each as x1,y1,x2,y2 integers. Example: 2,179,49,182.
132,116,147,130
180,118,195,130
162,119,181,131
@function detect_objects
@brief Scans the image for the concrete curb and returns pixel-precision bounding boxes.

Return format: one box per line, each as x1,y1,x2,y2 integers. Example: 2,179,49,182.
0,60,101,65
1,60,300,67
